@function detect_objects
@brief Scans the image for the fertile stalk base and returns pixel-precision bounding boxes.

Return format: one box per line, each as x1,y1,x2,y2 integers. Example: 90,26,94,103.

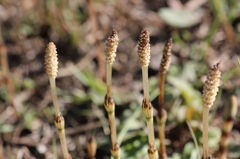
87,136,97,159
54,113,70,159
148,146,158,159
111,143,121,159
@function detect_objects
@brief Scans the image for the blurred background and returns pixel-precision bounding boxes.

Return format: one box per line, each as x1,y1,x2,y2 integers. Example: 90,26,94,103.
0,0,240,158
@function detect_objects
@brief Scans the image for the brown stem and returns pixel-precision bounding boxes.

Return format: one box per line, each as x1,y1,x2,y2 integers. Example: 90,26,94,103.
158,124,167,159
157,72,168,159
87,0,105,80
0,43,18,119
0,44,15,102
158,73,165,118
218,121,233,159
157,110,167,159
218,95,238,159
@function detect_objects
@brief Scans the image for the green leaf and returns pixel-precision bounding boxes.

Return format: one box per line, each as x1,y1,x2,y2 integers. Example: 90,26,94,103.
21,23,33,36
22,78,36,89
158,8,204,28
120,133,148,159
168,76,202,120
23,110,37,129
0,124,14,133
208,127,221,149
118,103,142,144
89,89,105,105
168,77,202,110
186,121,201,159
71,89,89,102
68,64,106,93
170,153,181,159
183,142,195,156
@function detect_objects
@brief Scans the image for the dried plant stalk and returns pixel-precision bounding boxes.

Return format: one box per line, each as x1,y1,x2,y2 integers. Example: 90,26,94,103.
45,42,71,159
211,0,234,41
104,30,120,159
202,62,221,159
0,44,15,102
87,136,97,159
138,30,158,159
157,38,172,159
218,95,238,159
157,110,167,159
87,0,105,79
